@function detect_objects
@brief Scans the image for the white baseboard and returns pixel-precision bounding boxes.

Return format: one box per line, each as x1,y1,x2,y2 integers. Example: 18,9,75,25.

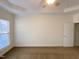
14,43,64,47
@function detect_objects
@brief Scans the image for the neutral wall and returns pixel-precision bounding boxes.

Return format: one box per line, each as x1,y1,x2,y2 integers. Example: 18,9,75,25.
0,7,14,56
15,14,73,47
73,13,79,23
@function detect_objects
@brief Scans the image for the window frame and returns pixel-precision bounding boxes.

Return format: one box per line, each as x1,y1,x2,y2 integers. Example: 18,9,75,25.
0,19,10,49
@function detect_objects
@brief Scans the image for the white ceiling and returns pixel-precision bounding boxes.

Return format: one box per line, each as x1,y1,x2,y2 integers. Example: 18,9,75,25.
8,0,79,8
0,0,79,15
63,0,79,8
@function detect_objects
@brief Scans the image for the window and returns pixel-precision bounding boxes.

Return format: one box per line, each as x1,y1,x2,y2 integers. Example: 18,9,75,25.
0,19,10,49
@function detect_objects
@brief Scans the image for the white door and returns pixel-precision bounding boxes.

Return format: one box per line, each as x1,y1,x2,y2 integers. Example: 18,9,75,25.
64,23,74,47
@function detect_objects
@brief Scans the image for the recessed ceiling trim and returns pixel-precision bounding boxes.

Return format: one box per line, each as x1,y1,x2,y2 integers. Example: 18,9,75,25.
6,1,26,11
64,5,79,12
0,0,26,14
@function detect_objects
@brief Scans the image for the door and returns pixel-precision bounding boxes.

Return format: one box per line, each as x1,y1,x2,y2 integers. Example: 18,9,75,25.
64,23,74,47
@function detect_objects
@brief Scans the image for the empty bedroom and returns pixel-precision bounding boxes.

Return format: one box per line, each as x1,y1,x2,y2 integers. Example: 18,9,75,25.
0,0,79,59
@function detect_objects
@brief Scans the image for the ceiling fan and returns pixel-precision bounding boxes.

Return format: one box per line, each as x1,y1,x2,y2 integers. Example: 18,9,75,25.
40,0,60,8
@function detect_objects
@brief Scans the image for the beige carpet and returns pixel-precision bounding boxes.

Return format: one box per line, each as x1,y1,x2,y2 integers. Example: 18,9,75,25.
3,47,79,59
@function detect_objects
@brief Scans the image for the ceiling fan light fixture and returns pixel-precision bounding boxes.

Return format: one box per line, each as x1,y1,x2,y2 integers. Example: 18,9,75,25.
46,0,56,5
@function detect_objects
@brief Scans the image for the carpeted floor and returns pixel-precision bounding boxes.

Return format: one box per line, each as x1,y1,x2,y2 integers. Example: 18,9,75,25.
3,47,79,59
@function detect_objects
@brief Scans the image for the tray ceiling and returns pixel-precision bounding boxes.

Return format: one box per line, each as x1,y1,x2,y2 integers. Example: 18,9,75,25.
0,0,79,14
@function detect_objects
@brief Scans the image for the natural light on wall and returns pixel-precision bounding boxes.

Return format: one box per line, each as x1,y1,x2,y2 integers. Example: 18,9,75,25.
0,19,10,49
46,0,56,5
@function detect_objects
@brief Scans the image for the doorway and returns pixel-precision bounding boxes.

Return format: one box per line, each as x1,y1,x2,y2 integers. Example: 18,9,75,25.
74,23,79,46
